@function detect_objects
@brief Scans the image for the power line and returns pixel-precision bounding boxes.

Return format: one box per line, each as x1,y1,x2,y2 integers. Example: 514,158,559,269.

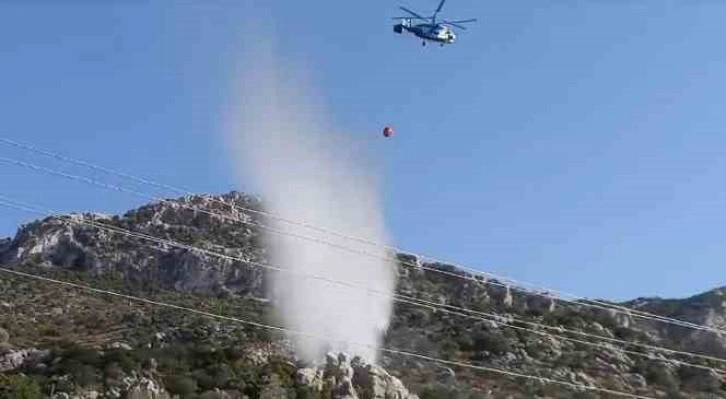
0,152,722,337
0,136,688,329
1,195,724,374
0,266,656,399
0,136,709,332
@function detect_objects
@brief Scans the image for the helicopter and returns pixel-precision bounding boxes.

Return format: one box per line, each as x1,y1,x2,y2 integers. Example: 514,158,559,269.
392,0,476,46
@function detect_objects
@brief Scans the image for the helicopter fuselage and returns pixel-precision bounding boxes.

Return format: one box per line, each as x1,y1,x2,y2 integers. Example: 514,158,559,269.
394,21,456,44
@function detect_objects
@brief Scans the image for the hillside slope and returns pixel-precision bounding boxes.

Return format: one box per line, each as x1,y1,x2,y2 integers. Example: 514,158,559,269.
2,192,726,398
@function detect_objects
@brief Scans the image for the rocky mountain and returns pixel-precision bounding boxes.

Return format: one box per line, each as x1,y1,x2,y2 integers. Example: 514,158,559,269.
2,191,726,398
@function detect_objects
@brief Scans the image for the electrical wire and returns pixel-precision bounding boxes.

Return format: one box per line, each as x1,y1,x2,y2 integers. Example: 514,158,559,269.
0,151,721,337
0,266,656,399
1,195,724,374
0,136,710,333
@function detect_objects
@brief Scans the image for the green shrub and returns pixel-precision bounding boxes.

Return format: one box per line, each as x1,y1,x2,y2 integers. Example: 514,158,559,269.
295,386,319,399
678,365,719,392
472,331,510,355
638,362,678,389
419,384,467,399
165,375,198,397
200,390,228,399
60,348,102,369
259,374,291,399
456,333,475,352
192,366,232,391
0,375,42,399
439,337,460,356
102,349,137,373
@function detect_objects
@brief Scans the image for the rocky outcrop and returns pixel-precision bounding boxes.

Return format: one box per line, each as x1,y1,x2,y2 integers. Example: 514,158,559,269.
351,360,418,399
295,352,419,399
117,376,171,399
0,192,268,298
0,348,50,373
46,374,172,399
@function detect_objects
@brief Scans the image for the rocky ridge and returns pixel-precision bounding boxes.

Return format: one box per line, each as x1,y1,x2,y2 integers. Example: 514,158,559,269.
2,191,726,398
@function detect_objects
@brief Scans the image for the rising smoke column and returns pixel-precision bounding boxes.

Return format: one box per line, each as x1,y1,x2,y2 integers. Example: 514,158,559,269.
223,37,398,364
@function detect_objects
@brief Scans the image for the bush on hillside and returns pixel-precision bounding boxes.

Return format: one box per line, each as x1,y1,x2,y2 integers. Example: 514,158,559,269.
0,375,42,399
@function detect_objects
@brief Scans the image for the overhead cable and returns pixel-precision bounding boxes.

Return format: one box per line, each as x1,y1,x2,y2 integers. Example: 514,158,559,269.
1,195,724,373
0,151,721,336
0,136,694,328
0,266,656,399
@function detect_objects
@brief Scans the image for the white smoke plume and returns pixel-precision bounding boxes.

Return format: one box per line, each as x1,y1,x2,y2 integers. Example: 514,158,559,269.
223,36,398,364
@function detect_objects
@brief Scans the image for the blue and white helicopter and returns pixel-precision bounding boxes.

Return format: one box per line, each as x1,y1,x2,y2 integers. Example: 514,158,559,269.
393,0,476,46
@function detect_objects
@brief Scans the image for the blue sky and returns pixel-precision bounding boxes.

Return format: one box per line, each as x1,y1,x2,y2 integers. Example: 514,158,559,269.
1,1,725,301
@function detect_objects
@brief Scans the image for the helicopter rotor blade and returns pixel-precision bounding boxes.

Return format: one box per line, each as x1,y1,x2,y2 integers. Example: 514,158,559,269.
443,18,477,24
391,16,428,21
431,0,446,24
441,18,476,29
399,6,427,20
444,23,466,30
